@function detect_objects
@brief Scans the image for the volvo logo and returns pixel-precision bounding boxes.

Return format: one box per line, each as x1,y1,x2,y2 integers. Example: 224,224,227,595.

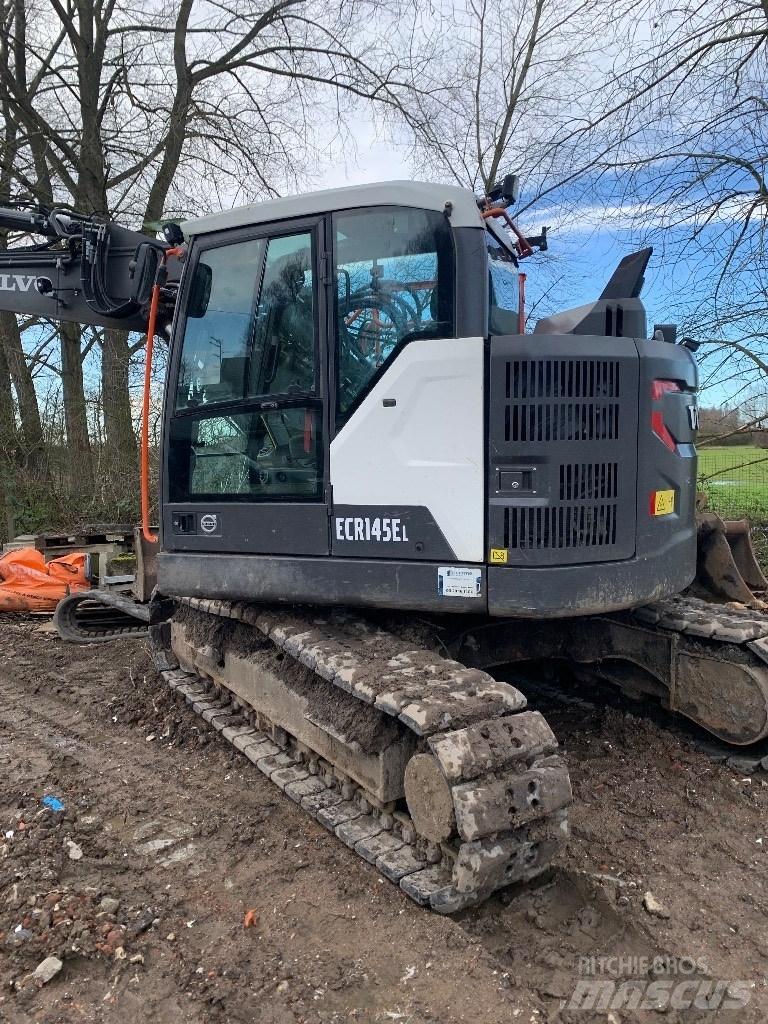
0,273,38,293
200,513,218,534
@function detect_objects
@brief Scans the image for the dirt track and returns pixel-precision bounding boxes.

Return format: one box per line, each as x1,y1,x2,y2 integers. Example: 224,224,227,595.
1,619,767,1023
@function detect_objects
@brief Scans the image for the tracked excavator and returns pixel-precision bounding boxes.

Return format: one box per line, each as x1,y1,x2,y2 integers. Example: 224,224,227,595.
3,178,768,913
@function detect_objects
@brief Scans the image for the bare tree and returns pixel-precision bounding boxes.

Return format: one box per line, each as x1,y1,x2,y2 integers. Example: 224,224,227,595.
0,1,47,473
392,0,620,203
1,0,413,503
582,0,768,403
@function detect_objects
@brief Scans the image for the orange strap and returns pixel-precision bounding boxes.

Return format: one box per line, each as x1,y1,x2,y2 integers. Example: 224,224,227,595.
141,247,183,544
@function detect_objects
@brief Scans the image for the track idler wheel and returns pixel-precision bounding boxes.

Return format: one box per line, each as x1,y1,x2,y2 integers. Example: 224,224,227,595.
404,754,456,843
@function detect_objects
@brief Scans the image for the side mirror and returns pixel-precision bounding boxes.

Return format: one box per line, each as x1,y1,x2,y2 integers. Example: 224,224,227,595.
128,243,162,305
488,173,520,206
187,261,213,318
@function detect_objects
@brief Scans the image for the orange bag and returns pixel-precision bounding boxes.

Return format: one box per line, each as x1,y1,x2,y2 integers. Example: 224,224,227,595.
0,548,91,612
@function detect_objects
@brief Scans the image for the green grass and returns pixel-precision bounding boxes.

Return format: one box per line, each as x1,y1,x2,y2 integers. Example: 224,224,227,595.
697,445,768,519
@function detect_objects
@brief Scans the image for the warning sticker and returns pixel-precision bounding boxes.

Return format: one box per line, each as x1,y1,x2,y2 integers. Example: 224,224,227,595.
438,566,482,598
489,548,508,564
652,489,676,515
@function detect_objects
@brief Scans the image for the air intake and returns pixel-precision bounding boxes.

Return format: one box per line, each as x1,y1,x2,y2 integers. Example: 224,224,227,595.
504,359,621,444
506,402,619,442
489,338,639,567
506,359,619,400
559,462,618,501
505,504,618,551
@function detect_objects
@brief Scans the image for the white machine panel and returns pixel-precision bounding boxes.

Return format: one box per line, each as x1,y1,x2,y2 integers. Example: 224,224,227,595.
330,337,485,561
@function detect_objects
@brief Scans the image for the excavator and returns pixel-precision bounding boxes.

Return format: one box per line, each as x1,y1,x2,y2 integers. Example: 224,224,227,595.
2,177,768,913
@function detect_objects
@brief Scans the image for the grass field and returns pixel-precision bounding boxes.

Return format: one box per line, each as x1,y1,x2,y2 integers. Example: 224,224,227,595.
697,445,768,519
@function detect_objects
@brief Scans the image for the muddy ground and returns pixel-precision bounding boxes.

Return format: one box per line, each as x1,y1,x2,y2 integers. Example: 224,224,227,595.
1,618,767,1023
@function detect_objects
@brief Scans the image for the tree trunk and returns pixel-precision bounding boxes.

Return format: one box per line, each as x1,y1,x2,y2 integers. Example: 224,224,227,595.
59,322,93,492
0,310,44,467
0,333,16,455
101,327,138,498
0,341,16,542
101,328,136,457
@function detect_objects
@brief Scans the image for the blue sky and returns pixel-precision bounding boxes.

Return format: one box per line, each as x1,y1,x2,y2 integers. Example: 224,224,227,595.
314,130,710,340
21,123,742,412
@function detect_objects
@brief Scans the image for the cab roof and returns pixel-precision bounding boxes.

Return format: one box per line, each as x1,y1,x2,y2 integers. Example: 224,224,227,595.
182,180,485,237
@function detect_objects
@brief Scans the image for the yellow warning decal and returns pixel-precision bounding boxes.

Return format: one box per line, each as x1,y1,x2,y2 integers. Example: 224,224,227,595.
489,547,508,564
652,489,675,516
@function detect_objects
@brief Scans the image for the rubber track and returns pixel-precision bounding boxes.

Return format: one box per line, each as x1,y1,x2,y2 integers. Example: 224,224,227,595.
633,593,768,649
162,597,572,913
632,593,768,689
54,592,147,643
516,677,768,775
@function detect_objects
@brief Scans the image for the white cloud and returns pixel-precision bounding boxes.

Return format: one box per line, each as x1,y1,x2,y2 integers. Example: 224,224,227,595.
314,117,412,189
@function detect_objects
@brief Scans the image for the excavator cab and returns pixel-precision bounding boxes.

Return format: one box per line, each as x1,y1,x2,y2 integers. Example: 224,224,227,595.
154,181,698,619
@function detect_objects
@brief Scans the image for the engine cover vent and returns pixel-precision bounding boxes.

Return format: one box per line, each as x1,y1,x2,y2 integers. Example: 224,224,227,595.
506,402,619,442
559,462,618,502
505,504,618,551
505,359,621,443
507,358,619,400
489,336,639,567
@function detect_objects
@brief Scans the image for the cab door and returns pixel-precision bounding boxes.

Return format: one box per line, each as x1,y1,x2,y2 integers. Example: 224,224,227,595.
162,217,329,555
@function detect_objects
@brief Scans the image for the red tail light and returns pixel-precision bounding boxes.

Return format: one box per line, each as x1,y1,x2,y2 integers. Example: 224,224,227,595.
651,379,680,451
651,380,680,400
651,410,676,451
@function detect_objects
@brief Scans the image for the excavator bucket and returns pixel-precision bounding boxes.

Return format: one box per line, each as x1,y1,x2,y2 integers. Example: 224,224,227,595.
695,511,768,608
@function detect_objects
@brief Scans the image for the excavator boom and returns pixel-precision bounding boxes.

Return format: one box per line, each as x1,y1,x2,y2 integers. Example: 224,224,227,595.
0,206,174,332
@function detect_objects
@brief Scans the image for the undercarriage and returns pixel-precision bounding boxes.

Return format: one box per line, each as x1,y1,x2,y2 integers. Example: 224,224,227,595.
152,600,572,913
50,509,768,914
88,572,759,912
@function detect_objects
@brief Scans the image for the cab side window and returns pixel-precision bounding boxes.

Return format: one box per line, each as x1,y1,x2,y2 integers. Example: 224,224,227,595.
176,231,315,410
248,234,315,398
333,207,454,423
170,228,321,502
487,230,519,335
